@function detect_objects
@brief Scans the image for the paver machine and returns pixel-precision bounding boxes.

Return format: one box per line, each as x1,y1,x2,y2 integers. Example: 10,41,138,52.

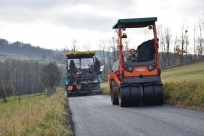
108,17,163,107
65,51,102,96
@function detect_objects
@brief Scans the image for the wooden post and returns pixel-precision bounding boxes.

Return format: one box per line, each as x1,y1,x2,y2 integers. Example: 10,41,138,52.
18,92,20,103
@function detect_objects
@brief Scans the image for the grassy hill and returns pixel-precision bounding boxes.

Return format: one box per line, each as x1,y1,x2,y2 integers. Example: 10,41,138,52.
161,62,204,110
161,61,204,83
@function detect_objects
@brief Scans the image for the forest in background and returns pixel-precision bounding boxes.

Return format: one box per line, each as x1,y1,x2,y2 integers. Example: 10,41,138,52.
0,59,63,102
0,39,64,63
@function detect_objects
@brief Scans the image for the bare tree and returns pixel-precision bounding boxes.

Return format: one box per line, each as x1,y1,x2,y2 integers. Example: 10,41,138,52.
106,43,113,70
111,37,116,62
157,25,162,40
164,28,172,66
97,39,104,60
159,26,168,68
83,42,92,51
71,39,78,52
172,35,179,65
0,81,8,102
194,24,197,60
184,32,189,63
197,18,204,59
111,36,120,62
123,39,130,54
156,25,163,56
97,39,107,79
180,19,189,64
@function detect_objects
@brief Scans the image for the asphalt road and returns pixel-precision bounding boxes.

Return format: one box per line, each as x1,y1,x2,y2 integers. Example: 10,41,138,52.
68,95,204,136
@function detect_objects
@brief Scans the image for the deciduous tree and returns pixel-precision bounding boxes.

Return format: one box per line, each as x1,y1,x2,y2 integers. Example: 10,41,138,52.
71,39,78,52
40,62,61,90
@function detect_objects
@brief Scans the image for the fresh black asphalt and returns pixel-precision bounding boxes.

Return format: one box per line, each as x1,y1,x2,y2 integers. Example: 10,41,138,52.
68,95,204,136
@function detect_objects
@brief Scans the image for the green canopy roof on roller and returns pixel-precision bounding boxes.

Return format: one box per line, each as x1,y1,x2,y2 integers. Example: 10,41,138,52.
112,17,157,29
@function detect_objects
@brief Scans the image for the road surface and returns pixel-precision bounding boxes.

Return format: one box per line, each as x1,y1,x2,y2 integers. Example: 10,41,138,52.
68,95,204,136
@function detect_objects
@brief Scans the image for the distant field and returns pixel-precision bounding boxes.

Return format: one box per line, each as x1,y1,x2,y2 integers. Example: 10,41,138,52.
161,61,204,83
0,53,42,61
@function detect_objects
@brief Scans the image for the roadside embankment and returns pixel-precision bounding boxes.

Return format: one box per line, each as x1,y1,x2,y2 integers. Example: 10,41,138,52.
0,88,73,136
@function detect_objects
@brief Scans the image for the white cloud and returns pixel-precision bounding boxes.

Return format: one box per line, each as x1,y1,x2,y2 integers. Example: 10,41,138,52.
0,0,203,51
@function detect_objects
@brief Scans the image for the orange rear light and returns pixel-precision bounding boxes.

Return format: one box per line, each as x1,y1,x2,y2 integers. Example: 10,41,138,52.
115,71,120,75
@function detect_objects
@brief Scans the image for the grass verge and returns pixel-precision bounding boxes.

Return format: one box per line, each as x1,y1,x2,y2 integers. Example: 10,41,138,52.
164,81,204,111
100,82,110,95
101,81,204,111
0,88,72,136
161,61,204,83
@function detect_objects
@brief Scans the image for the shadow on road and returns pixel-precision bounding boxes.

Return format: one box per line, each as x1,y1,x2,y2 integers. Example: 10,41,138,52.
67,90,102,98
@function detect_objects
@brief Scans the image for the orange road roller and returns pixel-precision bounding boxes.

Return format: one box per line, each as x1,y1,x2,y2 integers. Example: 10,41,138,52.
108,17,163,107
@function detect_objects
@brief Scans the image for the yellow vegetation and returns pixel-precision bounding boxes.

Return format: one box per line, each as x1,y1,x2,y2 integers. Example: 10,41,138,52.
164,81,204,111
0,88,72,136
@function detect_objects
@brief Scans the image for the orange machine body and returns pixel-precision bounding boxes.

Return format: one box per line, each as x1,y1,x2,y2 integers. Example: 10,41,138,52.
108,17,163,107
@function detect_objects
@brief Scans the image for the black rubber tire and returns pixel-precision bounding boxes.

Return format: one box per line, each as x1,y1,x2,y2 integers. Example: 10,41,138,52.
143,84,154,105
153,84,163,105
67,90,72,97
110,81,119,105
130,86,141,106
119,87,131,107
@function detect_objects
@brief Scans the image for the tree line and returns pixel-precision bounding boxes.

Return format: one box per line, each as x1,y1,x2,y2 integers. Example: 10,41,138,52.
0,59,62,102
158,16,204,69
0,39,63,63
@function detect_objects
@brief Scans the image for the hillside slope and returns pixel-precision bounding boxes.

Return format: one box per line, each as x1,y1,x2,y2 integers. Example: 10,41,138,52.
161,61,204,83
161,61,204,110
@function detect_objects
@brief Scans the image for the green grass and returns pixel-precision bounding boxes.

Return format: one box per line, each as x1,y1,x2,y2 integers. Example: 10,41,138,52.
161,61,204,83
0,88,72,136
0,94,44,116
163,81,204,111
0,93,43,104
161,62,204,110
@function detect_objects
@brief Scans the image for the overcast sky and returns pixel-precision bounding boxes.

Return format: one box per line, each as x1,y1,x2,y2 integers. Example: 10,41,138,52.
0,0,203,51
